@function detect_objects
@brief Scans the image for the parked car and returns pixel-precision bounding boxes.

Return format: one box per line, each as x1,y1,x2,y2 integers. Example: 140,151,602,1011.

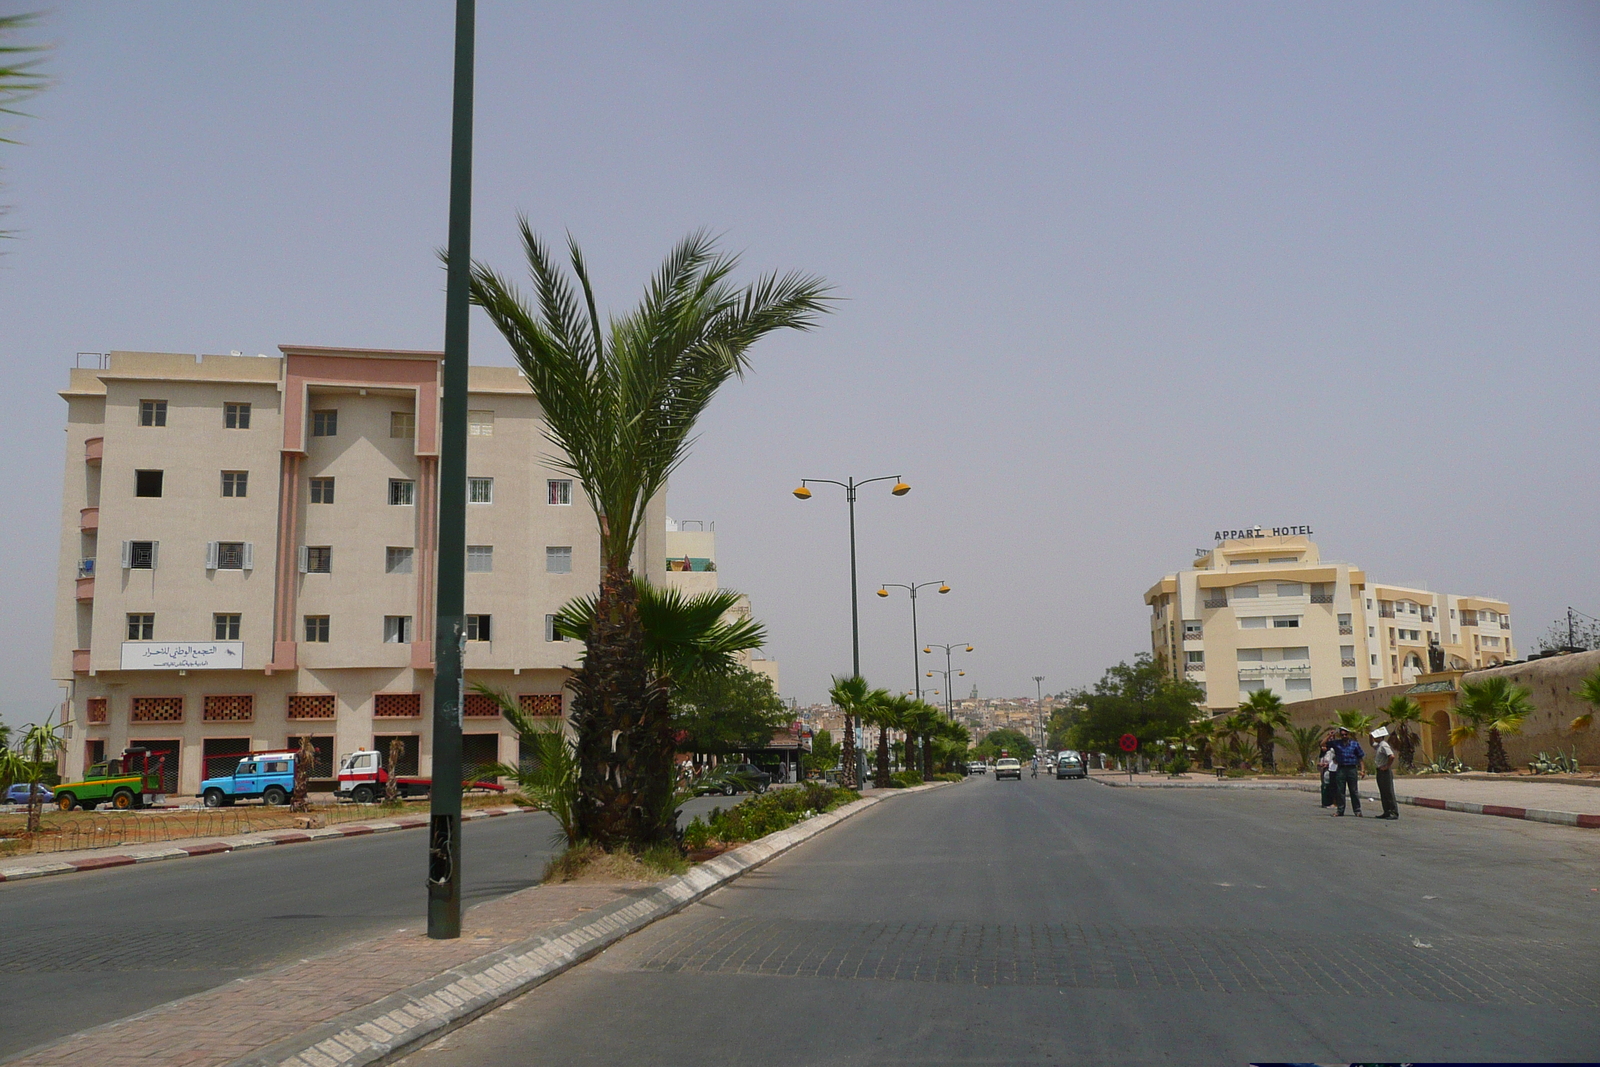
4,783,54,805
1055,750,1087,779
694,763,772,796
994,757,1022,780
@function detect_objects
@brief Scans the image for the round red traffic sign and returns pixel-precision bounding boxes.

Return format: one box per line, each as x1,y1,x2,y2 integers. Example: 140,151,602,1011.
1118,733,1138,753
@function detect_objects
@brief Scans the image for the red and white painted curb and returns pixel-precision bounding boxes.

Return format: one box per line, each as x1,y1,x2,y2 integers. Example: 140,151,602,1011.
0,806,527,883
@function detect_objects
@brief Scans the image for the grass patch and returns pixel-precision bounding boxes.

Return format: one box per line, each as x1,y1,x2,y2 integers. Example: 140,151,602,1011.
681,782,860,852
542,841,690,884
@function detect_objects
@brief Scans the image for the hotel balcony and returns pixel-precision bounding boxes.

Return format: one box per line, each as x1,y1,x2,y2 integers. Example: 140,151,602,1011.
1378,608,1396,618
1341,657,1357,667
1203,596,1227,609
79,506,99,531
1310,593,1334,604
84,436,103,465
1338,624,1353,635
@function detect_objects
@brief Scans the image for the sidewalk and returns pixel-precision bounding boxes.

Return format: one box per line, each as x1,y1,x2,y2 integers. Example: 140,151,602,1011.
1090,770,1600,827
6,782,956,1067
0,806,524,883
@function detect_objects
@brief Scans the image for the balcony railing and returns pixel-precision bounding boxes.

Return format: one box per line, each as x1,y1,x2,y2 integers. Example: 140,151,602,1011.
75,577,94,601
1310,594,1334,604
1184,663,1204,674
1183,632,1203,643
1378,608,1395,618
1341,657,1357,667
84,437,103,464
79,506,99,532
1338,624,1353,635
71,649,91,673
1203,597,1227,609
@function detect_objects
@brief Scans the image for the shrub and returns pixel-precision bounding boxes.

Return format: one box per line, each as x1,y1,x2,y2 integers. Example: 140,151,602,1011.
690,783,859,848
932,772,964,782
890,770,922,789
1166,753,1191,776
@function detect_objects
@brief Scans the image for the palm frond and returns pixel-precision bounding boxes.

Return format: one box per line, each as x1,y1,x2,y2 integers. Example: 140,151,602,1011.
554,579,765,681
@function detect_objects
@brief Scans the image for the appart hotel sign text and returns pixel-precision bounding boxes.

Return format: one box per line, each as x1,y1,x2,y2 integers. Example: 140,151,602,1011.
1214,524,1314,542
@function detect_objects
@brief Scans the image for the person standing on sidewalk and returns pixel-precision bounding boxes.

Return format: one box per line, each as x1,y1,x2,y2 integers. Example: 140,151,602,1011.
1329,726,1365,817
1317,733,1337,808
1371,726,1400,820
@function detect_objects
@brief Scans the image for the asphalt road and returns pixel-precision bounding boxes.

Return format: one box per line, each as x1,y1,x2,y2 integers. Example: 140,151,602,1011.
401,777,1600,1066
0,797,732,1060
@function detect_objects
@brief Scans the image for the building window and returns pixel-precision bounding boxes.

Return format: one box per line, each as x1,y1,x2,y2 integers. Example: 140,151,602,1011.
544,614,570,642
386,547,414,574
1343,677,1358,693
1272,617,1300,628
1286,678,1312,693
389,411,416,438
135,469,164,497
310,477,335,504
124,540,158,570
1371,654,1378,665
1268,556,1298,564
208,541,250,570
520,693,563,717
546,546,573,574
287,693,336,720
225,402,251,429
304,615,330,642
221,470,248,497
312,410,338,437
1182,621,1202,638
466,614,492,641
468,410,494,436
1237,648,1263,662
87,698,108,724
1233,585,1259,599
1275,583,1303,597
1239,617,1267,630
302,545,332,574
548,479,572,505
373,693,422,718
389,479,415,506
127,613,154,640
468,477,493,503
214,613,241,640
467,545,493,573
1185,651,1204,664
139,399,168,427
384,615,412,643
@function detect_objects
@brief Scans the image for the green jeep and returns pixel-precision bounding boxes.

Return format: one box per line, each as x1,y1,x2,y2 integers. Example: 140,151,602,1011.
54,748,167,811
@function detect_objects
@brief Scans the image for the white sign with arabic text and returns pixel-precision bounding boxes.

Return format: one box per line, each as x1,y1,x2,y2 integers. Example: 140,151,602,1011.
120,642,244,670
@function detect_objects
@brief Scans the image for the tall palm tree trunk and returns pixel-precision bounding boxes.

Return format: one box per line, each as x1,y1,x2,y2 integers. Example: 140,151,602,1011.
569,568,676,849
1485,727,1510,774
840,720,858,788
1397,726,1416,770
922,735,934,778
875,725,891,788
1257,726,1276,770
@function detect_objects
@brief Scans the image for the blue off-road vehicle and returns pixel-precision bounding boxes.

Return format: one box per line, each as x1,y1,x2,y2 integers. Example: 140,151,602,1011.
200,751,298,807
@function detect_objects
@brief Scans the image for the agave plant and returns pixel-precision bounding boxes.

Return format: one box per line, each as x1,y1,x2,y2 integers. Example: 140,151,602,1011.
1451,676,1533,774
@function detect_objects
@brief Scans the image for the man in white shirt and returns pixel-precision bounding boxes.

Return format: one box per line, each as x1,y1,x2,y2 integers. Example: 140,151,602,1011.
1372,726,1400,820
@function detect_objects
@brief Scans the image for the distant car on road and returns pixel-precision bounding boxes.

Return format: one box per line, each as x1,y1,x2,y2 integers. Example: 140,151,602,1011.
694,763,771,796
1055,751,1087,779
994,757,1022,781
4,783,54,805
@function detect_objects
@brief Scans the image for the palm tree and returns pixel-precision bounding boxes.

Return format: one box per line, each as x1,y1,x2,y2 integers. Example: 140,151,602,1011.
912,702,943,778
828,675,872,788
4,715,63,833
1285,724,1324,773
1187,719,1218,770
1215,713,1247,767
1380,695,1423,770
1569,667,1600,732
469,230,828,851
1237,689,1290,770
1452,676,1533,773
1331,708,1375,737
933,719,971,773
866,690,904,789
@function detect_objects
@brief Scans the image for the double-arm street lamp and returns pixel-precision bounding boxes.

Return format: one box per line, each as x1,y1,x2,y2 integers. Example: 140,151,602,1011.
876,580,948,699
924,642,973,719
793,475,910,786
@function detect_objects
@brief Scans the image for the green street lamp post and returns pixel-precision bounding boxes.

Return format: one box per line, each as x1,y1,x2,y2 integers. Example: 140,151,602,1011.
427,0,475,941
876,580,948,700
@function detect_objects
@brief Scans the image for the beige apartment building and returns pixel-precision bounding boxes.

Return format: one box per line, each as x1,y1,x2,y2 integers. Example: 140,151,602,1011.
52,347,665,794
662,518,779,690
1145,535,1512,716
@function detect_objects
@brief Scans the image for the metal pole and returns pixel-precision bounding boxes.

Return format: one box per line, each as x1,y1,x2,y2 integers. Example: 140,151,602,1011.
910,585,921,701
945,646,954,719
847,480,860,677
428,0,474,941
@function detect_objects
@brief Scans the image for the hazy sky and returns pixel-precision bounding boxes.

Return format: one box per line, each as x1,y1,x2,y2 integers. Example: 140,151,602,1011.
2,2,1597,729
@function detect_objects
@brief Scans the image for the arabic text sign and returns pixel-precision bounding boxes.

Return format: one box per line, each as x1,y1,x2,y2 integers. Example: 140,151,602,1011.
120,642,244,670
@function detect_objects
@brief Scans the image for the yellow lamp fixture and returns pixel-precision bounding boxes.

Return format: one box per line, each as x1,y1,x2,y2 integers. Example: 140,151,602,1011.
876,588,889,598
938,584,950,594
792,485,812,499
965,645,974,652
890,481,911,496
958,670,966,676
923,646,931,653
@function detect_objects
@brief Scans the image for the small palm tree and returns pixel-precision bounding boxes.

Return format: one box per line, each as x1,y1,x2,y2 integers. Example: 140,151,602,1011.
1285,724,1324,773
469,229,829,852
4,715,63,833
1331,708,1375,736
1238,689,1290,770
1216,713,1247,767
1569,667,1600,732
1381,695,1424,770
866,690,904,788
1452,676,1533,773
1187,719,1217,770
828,675,872,788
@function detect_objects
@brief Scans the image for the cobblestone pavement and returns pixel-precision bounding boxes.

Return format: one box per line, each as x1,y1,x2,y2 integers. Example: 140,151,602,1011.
4,880,646,1067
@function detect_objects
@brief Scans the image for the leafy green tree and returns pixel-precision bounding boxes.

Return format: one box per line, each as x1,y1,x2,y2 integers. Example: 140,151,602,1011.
975,728,1035,762
469,231,828,852
669,665,789,757
1569,667,1600,732
1046,698,1083,751
1237,689,1290,770
1452,676,1533,774
1068,655,1204,756
803,728,839,777
1380,695,1423,769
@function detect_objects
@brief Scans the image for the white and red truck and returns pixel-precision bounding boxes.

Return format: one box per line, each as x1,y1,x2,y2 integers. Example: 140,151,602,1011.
334,749,506,804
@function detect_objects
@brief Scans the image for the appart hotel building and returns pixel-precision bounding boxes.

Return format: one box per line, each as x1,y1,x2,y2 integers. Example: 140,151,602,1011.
1145,535,1513,716
51,348,665,794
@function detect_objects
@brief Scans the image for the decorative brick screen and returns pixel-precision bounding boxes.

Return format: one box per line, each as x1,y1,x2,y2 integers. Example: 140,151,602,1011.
373,692,423,718
519,693,562,718
203,694,254,722
463,693,501,718
86,697,108,724
287,693,337,720
131,696,184,723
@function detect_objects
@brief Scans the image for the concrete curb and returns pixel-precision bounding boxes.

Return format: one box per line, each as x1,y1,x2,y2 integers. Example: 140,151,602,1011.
1090,775,1600,828
0,807,525,883
226,782,954,1067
